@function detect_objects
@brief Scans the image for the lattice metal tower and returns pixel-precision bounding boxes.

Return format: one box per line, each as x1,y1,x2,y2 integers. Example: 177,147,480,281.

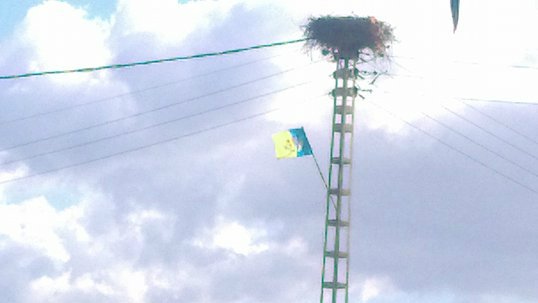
320,57,359,303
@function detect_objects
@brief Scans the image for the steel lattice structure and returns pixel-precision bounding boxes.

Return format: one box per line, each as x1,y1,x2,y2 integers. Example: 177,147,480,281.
320,57,359,303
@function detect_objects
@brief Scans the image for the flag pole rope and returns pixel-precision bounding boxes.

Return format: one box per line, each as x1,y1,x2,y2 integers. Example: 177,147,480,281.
312,152,337,209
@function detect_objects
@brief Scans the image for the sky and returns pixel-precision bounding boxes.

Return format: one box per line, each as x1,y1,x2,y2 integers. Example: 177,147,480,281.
1,1,538,303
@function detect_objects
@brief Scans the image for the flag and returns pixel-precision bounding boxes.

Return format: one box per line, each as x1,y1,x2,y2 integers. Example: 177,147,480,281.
272,127,313,159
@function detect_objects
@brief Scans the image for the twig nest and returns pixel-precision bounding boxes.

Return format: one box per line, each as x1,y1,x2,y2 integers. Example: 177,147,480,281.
304,16,394,60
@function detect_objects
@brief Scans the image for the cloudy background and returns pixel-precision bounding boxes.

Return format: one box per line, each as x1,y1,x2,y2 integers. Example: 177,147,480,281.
1,0,538,302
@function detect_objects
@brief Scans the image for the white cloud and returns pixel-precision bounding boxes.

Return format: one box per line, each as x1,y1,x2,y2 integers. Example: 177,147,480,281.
19,0,112,84
114,0,236,46
0,196,82,263
1,1,538,302
31,271,115,298
30,266,149,303
126,208,170,241
211,220,269,255
359,276,395,302
194,217,269,256
264,55,334,126
0,165,28,200
115,268,148,303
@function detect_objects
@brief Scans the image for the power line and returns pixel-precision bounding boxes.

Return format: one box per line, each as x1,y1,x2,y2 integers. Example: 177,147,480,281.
369,74,538,105
0,38,307,80
419,110,538,179
0,80,319,167
0,60,322,153
371,88,538,170
0,47,302,127
0,94,327,185
439,103,538,162
457,99,538,147
2,69,534,132
377,70,538,106
394,55,538,71
461,97,538,106
366,101,538,195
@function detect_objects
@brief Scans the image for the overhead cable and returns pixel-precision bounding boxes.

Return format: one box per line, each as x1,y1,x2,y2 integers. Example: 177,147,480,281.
439,104,538,162
394,55,538,71
0,38,307,80
0,93,327,185
0,80,320,167
366,101,538,195
457,100,538,147
0,60,323,153
461,97,538,106
0,47,302,126
419,110,538,179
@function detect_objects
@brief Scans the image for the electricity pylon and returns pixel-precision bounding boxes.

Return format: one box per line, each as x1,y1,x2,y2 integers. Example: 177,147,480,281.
304,16,392,303
320,57,359,303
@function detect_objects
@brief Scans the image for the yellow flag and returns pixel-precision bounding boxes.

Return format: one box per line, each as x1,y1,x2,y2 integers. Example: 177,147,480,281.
272,128,312,159
272,130,298,159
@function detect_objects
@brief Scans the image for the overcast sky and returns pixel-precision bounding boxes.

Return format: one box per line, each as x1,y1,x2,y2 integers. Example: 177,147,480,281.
1,1,538,303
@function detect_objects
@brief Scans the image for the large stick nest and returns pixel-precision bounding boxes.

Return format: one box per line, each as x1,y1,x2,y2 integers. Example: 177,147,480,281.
304,16,394,60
